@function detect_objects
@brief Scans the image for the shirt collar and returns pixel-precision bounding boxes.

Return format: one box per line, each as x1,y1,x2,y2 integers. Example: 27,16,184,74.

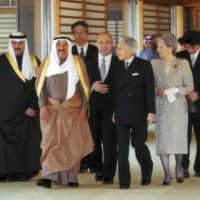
190,48,200,60
99,53,112,61
77,43,88,54
125,56,134,65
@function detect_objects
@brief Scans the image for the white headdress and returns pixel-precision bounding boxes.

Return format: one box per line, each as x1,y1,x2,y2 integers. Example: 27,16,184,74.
46,35,79,99
8,32,35,80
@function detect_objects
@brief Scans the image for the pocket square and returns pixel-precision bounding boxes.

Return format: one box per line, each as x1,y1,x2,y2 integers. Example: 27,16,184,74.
132,73,139,76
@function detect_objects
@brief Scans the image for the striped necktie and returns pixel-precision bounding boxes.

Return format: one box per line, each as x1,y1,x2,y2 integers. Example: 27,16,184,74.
80,48,84,58
125,62,129,70
100,57,106,81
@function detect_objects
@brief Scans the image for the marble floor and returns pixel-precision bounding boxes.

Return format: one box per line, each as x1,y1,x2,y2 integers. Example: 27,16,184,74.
0,133,199,200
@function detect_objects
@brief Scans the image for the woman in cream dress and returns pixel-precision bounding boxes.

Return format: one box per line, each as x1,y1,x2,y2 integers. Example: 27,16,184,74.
151,33,194,185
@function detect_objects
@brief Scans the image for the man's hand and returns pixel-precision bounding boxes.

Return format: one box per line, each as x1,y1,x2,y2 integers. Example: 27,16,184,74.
25,108,36,117
155,88,165,97
112,113,116,124
40,106,49,122
147,113,155,124
91,81,109,94
188,91,199,102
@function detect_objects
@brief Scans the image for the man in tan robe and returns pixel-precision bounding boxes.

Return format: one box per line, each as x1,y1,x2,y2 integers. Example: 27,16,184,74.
36,35,93,188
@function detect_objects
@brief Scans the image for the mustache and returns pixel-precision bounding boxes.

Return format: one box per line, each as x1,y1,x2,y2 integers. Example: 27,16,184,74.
57,49,66,53
14,48,22,51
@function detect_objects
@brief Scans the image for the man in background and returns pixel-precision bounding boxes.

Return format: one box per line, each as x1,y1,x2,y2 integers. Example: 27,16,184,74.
176,31,200,178
71,21,98,173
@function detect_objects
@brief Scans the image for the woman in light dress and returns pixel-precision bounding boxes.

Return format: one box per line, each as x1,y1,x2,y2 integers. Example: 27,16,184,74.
151,33,194,185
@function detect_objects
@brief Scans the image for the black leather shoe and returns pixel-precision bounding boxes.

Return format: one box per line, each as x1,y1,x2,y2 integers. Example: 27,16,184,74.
0,176,7,181
141,176,151,186
184,170,190,178
36,179,51,188
194,172,200,177
176,177,184,183
162,181,171,186
119,184,130,189
141,163,153,186
95,171,103,181
103,178,114,184
68,182,79,187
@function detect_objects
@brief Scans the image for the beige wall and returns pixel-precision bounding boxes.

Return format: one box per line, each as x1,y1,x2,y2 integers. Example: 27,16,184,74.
34,0,41,58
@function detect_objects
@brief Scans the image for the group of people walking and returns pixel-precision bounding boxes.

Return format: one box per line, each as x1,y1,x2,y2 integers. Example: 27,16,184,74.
0,20,200,190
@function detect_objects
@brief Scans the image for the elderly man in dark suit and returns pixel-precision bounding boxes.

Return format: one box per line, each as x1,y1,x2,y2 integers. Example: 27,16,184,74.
113,36,155,189
176,31,200,178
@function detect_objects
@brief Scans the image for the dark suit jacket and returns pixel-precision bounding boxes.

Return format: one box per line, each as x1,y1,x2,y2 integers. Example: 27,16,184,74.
176,50,191,65
72,43,98,76
89,54,120,117
176,50,200,113
193,51,200,113
114,56,155,124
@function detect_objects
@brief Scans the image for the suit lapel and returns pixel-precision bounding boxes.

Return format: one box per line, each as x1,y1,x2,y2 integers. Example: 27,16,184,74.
72,45,78,55
156,60,171,87
118,58,135,88
127,56,140,72
104,55,115,82
194,51,200,71
157,58,180,87
85,44,92,59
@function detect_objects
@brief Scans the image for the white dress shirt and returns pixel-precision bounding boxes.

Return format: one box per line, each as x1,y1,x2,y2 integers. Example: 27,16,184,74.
125,56,134,69
190,48,200,67
76,43,89,57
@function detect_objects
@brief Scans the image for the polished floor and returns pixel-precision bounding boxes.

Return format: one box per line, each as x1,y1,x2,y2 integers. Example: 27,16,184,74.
0,133,200,200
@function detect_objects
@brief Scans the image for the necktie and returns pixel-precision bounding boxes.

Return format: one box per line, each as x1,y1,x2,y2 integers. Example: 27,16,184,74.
190,55,196,67
80,48,84,58
125,62,129,70
100,57,106,81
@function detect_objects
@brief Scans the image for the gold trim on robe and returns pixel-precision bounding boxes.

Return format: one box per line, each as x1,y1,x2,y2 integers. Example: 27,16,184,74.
73,55,90,101
35,56,50,97
36,56,90,102
5,52,39,83
30,54,39,74
5,52,26,82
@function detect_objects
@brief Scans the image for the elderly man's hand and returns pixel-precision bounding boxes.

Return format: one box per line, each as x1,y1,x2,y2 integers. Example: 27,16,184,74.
147,113,155,124
188,91,199,102
112,113,116,124
25,108,36,117
155,88,165,97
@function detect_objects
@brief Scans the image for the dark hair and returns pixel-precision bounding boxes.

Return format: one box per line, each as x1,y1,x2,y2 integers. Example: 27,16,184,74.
181,31,200,45
71,21,89,33
177,37,184,45
9,32,26,39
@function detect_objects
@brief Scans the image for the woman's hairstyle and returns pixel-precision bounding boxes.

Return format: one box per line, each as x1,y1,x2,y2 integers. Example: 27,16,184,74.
158,33,177,55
